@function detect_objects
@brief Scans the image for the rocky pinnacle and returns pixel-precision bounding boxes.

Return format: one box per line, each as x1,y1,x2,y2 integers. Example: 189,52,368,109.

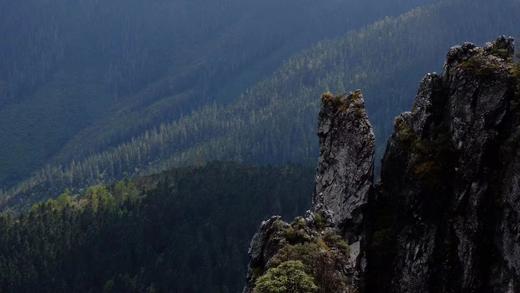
314,90,375,241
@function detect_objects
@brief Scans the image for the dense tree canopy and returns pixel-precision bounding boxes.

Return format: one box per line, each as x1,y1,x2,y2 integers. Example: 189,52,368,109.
0,162,314,292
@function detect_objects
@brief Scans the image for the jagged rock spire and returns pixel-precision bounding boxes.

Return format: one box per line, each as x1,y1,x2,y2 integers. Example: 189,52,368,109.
243,91,375,293
314,90,375,241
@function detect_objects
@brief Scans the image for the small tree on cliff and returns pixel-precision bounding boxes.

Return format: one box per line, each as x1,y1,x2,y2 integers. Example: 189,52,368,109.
254,260,318,293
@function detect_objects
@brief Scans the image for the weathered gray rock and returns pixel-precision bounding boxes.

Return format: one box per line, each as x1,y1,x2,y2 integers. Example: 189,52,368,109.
242,92,373,293
314,90,375,240
370,36,520,293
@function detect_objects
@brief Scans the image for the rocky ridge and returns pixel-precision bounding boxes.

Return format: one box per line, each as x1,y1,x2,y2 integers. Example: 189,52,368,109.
243,36,520,293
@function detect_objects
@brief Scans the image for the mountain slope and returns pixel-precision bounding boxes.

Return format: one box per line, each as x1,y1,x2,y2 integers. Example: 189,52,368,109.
0,0,432,188
4,0,520,210
178,0,520,160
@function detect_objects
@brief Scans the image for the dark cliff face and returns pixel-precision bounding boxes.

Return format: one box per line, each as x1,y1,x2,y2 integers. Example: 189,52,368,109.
244,36,520,293
370,36,519,293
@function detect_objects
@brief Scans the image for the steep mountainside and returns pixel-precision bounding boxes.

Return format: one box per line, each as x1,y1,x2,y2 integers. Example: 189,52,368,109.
4,0,518,211
0,0,432,188
244,37,520,292
0,162,313,292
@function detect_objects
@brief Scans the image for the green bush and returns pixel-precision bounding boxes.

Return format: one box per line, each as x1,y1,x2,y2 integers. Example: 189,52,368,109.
254,261,318,293
312,212,327,230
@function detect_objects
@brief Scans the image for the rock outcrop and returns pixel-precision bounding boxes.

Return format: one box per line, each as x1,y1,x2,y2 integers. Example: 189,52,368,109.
244,36,520,293
314,91,375,238
243,212,356,293
243,91,375,293
369,36,520,293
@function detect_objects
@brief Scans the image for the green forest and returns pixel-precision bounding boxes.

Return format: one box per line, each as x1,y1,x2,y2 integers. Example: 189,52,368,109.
0,163,313,292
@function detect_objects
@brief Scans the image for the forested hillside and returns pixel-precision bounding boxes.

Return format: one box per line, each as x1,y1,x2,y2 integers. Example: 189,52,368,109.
0,0,431,189
0,163,313,292
3,0,518,211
